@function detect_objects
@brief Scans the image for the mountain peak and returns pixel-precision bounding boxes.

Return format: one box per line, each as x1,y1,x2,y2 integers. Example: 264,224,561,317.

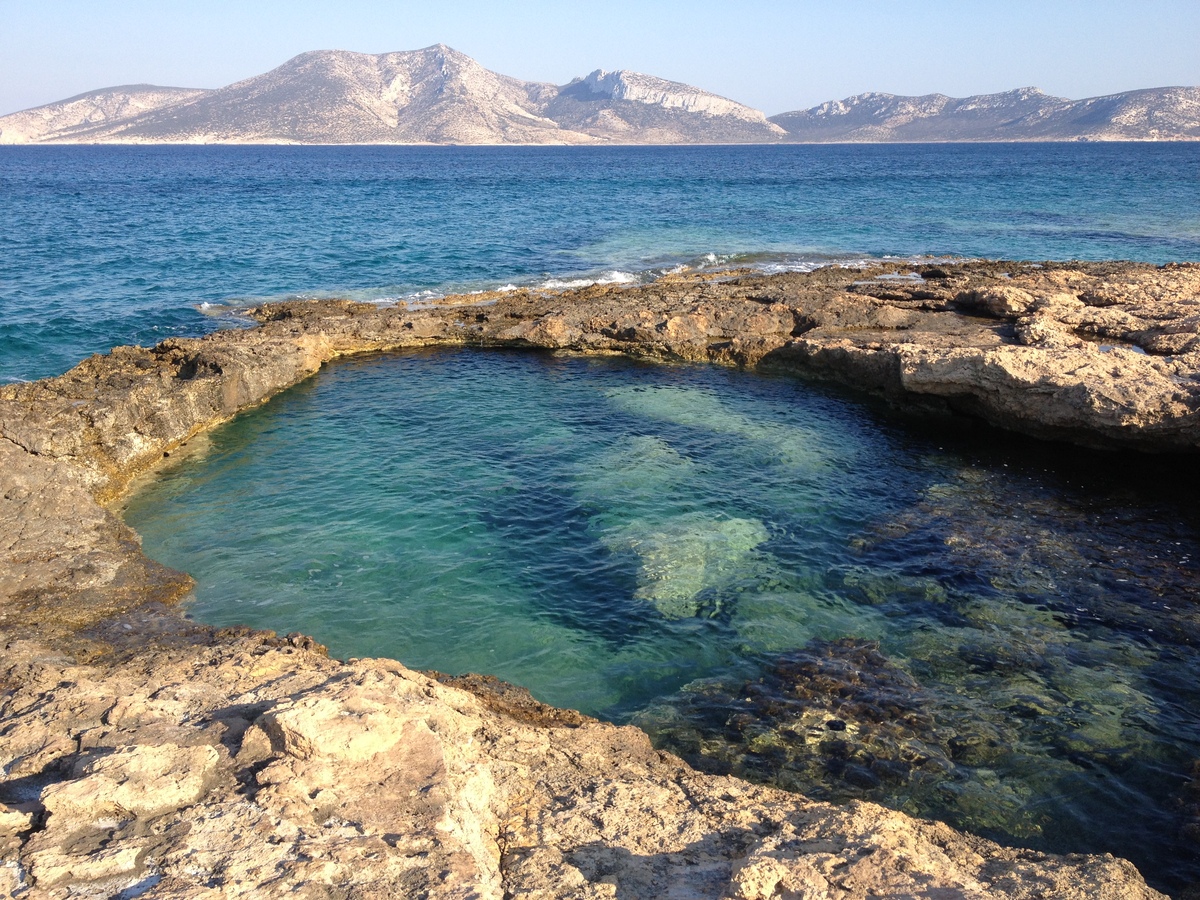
573,68,781,129
4,50,1197,145
0,46,784,145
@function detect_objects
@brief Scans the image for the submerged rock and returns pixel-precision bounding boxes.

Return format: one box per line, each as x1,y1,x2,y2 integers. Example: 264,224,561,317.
602,514,770,618
637,639,963,793
636,632,1176,853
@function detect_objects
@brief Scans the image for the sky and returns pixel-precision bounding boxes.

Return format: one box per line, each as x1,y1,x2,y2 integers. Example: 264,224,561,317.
2,0,1199,116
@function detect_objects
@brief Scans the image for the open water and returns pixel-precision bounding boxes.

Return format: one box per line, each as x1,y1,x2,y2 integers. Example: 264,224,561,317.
5,144,1200,892
3,143,1199,382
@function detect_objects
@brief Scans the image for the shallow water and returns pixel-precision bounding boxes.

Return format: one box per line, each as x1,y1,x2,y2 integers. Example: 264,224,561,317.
122,349,1200,893
9,139,1200,892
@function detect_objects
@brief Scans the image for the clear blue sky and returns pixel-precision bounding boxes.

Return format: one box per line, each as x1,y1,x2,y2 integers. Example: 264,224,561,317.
3,0,1198,116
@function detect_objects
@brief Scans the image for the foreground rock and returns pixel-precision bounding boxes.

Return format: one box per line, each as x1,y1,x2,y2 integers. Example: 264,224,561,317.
2,260,1195,897
0,635,1166,899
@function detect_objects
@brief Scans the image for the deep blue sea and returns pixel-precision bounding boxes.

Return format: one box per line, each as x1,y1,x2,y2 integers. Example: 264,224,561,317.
6,144,1200,892
2,143,1199,383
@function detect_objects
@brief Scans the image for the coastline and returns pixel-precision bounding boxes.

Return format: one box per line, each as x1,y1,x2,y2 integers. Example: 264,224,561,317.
5,137,1200,146
2,260,1197,897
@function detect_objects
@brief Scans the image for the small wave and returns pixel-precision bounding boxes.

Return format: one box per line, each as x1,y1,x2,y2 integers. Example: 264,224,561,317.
196,300,234,316
199,253,974,320
756,254,973,275
539,270,640,290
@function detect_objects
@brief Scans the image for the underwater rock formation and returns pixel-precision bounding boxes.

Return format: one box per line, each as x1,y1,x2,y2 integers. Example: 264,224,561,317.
602,514,770,618
634,633,1166,849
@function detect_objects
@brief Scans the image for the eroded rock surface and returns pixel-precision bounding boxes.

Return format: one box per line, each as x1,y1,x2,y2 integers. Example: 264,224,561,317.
0,636,1166,899
2,261,1195,897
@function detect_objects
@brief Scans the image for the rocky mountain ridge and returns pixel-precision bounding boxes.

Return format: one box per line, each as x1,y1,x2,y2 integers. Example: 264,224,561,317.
0,45,780,145
3,46,1196,144
770,85,1200,142
0,84,210,144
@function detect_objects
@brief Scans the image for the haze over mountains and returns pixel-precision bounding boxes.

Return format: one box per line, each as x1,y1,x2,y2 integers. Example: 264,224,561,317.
1,45,1197,145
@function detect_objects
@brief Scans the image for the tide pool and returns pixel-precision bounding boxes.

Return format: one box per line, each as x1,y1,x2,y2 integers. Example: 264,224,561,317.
9,141,1200,893
122,349,1200,893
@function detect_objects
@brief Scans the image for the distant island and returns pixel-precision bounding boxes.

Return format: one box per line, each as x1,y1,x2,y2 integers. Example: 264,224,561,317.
2,44,1198,145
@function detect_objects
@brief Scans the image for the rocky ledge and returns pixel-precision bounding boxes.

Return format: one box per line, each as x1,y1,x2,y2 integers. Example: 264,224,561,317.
2,260,1197,898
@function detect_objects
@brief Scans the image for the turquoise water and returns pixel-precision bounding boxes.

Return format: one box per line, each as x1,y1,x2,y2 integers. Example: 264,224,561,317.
123,350,1200,892
3,144,1200,382
7,144,1200,891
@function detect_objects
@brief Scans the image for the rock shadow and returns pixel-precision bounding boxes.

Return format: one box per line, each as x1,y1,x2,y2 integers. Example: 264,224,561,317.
563,829,759,900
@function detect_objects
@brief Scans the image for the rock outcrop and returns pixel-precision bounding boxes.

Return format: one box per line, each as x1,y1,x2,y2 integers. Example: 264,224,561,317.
542,70,786,143
3,260,1197,897
0,635,1163,899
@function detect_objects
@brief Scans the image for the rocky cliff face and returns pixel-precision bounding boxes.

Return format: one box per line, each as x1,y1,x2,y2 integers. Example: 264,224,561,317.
543,69,786,143
0,46,783,145
771,86,1200,142
581,69,768,121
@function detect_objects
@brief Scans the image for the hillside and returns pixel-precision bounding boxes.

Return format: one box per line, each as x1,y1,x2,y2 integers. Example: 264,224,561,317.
0,46,782,145
4,51,1197,145
769,86,1200,142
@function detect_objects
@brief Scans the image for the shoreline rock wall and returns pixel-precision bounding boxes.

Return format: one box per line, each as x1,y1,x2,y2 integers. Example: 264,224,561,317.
3,260,1197,897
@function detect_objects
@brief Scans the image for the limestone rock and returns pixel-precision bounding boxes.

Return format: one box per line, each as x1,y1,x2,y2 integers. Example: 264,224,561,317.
603,515,770,618
1,260,1194,898
961,284,1037,317
0,637,1168,898
42,743,219,823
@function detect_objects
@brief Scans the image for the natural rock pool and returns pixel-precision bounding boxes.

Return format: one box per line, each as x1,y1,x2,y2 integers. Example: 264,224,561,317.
121,348,1200,889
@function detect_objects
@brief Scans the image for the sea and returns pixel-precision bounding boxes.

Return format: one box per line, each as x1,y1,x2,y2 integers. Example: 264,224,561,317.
5,143,1200,892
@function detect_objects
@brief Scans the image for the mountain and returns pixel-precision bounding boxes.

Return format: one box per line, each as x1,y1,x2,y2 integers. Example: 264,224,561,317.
770,86,1200,142
0,46,783,145
544,69,785,143
5,50,1196,145
0,85,211,144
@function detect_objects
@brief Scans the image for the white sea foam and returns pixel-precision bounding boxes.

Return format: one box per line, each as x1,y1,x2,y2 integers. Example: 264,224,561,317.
539,270,639,290
872,272,927,282
205,254,972,323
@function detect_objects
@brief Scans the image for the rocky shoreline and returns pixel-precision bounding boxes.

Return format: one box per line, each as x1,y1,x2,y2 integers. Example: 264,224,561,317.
2,260,1197,898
